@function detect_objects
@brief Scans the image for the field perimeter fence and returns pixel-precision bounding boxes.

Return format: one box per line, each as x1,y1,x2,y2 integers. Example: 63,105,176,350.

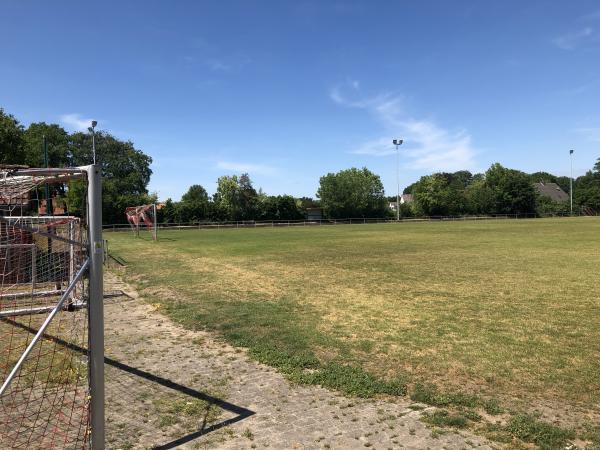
102,211,595,233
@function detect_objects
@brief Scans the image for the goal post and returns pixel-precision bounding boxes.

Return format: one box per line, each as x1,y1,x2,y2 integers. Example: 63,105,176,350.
125,203,157,240
87,164,105,450
0,164,104,449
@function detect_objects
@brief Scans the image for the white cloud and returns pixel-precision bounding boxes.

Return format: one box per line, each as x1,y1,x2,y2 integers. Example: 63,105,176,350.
553,27,594,50
330,81,479,173
59,113,97,132
215,161,277,176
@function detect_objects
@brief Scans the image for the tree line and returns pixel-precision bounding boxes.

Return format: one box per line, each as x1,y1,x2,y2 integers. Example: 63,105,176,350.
1,108,153,224
159,175,308,223
400,161,600,218
2,107,599,223
159,167,387,223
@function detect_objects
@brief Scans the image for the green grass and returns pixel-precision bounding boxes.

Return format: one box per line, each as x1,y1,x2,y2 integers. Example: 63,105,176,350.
108,218,600,429
422,410,470,428
481,414,575,450
0,316,87,388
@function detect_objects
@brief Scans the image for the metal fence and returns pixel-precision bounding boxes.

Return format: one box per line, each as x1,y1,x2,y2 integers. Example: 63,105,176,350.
102,211,593,233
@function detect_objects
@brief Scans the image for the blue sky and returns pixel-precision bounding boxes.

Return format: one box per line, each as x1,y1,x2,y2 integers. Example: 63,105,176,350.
2,1,599,200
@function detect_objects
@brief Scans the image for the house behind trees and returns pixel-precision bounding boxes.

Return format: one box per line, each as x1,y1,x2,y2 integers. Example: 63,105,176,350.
533,182,569,202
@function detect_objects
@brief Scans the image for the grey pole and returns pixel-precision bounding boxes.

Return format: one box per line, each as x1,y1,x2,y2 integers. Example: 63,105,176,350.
570,149,574,215
392,139,403,221
43,135,52,215
153,203,158,241
89,121,98,165
86,164,105,450
92,131,96,165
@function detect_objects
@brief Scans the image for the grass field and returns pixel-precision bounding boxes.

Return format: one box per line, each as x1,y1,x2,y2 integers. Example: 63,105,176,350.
108,217,600,444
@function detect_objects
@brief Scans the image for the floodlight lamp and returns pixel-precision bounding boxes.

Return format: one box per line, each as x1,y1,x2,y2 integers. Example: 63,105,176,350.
91,120,97,128
393,139,403,146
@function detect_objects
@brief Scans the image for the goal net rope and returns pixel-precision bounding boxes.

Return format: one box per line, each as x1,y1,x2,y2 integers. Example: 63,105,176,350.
0,167,91,449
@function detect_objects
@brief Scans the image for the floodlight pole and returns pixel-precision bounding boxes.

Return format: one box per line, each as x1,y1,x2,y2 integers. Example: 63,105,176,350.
86,164,105,450
569,149,574,215
89,121,97,165
393,139,403,221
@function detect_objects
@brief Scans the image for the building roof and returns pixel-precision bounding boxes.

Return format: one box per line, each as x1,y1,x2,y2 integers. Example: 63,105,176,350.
533,182,569,202
400,194,414,203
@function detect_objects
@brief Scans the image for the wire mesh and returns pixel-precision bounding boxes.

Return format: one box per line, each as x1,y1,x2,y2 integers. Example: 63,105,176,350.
0,168,90,449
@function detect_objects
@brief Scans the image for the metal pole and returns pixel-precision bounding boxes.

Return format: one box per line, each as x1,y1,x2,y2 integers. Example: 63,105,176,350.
570,150,574,215
86,164,105,450
43,135,54,264
92,130,96,165
43,135,52,215
153,203,157,241
396,144,400,221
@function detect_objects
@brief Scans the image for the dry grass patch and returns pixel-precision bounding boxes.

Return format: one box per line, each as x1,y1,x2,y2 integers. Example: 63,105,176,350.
108,218,600,434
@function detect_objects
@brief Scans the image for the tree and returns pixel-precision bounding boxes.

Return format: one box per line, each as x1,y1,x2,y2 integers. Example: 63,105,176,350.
178,184,210,222
0,108,25,164
238,173,258,220
411,171,471,216
23,122,70,168
159,198,177,223
213,175,240,221
535,195,570,216
485,163,536,214
68,131,153,224
464,175,493,214
317,167,387,218
574,157,600,212
0,109,155,223
181,184,208,204
212,173,258,221
257,195,303,220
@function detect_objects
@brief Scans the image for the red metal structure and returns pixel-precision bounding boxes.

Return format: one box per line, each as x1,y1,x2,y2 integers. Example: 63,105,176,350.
125,204,156,240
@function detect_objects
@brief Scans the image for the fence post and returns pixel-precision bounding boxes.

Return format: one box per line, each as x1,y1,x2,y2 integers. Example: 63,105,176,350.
87,165,105,450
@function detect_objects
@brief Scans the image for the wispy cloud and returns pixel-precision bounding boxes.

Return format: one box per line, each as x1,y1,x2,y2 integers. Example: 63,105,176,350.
186,37,250,73
59,113,97,132
215,161,278,176
580,10,600,21
205,59,231,72
575,126,600,142
553,27,594,50
561,79,599,95
330,81,479,173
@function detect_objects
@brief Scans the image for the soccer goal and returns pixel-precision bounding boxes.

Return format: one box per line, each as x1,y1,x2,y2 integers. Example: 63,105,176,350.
125,203,157,240
0,165,104,449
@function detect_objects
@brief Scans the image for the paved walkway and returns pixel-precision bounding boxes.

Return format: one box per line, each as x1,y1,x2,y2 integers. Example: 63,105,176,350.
104,273,492,450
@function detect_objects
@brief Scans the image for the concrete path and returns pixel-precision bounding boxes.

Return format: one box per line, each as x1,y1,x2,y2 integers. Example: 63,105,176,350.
104,273,492,450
